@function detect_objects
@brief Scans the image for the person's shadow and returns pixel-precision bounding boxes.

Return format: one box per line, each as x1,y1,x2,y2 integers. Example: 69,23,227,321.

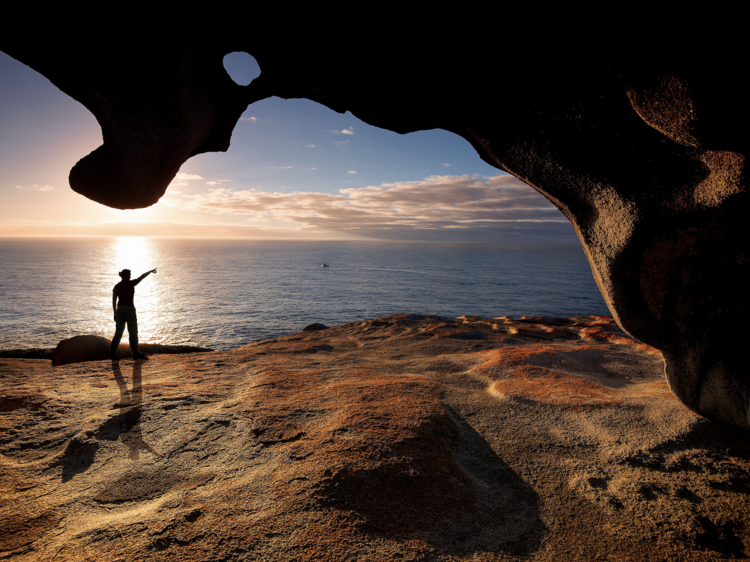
111,359,161,460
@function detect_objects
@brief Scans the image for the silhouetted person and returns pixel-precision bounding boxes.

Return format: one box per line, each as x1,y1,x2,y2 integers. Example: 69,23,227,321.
110,268,156,360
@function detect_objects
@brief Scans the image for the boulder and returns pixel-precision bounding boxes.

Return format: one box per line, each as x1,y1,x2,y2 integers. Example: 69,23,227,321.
51,335,115,366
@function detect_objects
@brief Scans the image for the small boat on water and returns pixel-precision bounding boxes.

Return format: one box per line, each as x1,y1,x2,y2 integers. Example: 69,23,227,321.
321,264,329,267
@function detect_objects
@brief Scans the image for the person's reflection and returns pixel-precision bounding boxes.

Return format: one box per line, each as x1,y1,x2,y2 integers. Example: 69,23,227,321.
111,359,161,460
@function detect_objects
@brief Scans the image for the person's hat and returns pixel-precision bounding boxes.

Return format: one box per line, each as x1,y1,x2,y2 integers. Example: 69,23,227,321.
119,269,131,278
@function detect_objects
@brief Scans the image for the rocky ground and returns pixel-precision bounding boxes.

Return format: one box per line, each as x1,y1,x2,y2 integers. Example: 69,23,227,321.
1,314,749,561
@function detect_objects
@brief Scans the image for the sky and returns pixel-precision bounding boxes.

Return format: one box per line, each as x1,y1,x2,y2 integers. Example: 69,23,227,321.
0,50,578,243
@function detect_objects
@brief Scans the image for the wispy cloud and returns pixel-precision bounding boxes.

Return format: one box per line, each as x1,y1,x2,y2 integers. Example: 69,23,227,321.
326,127,355,135
334,140,351,146
241,116,258,122
306,144,317,148
169,172,204,188
162,174,569,241
347,170,357,175
13,184,55,192
205,179,232,186
441,163,452,167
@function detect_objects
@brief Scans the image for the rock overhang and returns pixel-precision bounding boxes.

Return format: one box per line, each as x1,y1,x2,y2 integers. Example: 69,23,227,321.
2,10,749,427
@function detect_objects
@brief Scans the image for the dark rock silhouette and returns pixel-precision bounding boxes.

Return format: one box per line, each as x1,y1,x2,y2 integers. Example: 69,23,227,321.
2,11,749,426
51,335,211,366
52,335,112,366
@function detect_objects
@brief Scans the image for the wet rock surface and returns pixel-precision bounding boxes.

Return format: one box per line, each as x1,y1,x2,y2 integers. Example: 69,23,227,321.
2,314,749,560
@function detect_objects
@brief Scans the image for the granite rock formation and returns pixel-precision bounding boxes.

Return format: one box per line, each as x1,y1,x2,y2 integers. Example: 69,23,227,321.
2,12,749,426
51,335,112,366
51,335,212,366
2,314,749,560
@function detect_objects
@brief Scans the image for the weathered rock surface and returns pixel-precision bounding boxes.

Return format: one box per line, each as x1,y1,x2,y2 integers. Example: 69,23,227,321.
2,314,749,560
49,335,212,366
2,13,749,426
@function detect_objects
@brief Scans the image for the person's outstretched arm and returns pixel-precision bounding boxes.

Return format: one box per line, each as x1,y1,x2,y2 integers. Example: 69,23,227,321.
134,268,157,285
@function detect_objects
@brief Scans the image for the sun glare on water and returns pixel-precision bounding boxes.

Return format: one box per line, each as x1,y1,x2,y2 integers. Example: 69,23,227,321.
113,236,154,273
109,236,171,344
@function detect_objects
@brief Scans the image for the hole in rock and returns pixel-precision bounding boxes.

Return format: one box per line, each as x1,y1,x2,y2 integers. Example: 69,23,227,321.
223,52,261,86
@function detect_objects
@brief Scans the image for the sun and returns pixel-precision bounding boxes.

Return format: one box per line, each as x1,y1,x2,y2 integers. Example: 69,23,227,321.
113,237,155,274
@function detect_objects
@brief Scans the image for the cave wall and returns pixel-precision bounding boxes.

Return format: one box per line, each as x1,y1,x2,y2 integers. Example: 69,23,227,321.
2,11,748,426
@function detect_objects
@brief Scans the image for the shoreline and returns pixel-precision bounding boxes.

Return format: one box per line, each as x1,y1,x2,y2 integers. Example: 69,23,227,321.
0,313,622,363
0,343,214,362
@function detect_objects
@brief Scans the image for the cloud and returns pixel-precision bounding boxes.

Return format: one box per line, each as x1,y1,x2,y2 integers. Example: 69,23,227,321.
326,127,355,135
205,179,232,186
347,170,357,174
271,166,294,170
13,184,55,191
306,144,317,148
334,140,351,146
168,172,205,188
162,174,572,241
441,163,452,167
241,116,257,122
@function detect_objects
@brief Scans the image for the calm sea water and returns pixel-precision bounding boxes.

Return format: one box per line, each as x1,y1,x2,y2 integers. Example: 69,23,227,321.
0,238,610,351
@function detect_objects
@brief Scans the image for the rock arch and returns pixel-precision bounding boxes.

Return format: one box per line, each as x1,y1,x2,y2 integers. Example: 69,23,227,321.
3,10,749,426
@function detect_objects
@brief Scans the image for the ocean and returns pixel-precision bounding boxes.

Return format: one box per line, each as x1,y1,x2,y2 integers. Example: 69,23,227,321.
0,238,609,351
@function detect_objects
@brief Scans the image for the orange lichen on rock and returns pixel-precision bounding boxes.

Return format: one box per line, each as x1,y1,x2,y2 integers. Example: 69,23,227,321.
474,346,619,407
473,336,668,408
473,345,556,376
234,363,474,547
562,316,660,353
490,367,620,408
581,329,661,354
412,321,485,340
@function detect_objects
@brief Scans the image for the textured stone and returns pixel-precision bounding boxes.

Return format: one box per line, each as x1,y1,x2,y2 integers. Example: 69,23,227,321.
2,13,750,425
2,314,750,560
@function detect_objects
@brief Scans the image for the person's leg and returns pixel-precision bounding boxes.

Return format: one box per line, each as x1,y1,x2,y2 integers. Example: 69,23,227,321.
125,308,143,357
110,311,126,359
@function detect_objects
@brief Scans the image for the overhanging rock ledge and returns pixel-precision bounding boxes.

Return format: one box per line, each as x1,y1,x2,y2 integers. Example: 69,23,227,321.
2,11,748,427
